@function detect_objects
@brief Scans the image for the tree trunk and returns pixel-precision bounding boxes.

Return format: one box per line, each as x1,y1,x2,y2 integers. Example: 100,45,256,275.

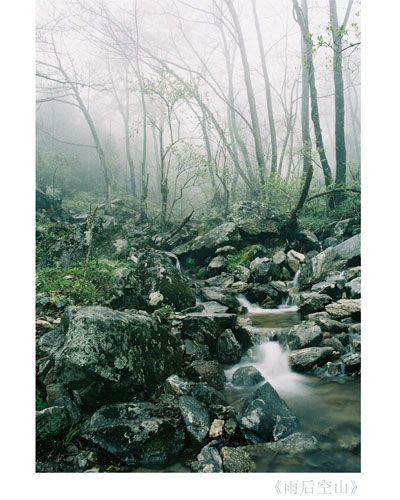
225,0,266,198
330,0,352,205
252,0,278,175
293,0,333,203
300,0,312,178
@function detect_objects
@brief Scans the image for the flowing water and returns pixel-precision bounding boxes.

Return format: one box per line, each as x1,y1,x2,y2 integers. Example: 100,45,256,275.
223,302,361,473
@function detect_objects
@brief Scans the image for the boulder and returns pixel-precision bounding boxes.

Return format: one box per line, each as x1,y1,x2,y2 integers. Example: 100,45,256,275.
135,251,196,311
342,353,361,374
282,322,323,350
322,237,339,249
200,287,240,312
165,375,194,397
192,383,228,407
51,306,183,409
231,366,264,387
81,402,185,467
174,222,242,259
233,265,251,283
230,281,249,294
288,347,334,372
227,201,286,238
216,329,241,365
183,340,211,363
234,325,264,349
206,256,227,277
237,382,298,443
241,432,319,458
321,337,345,353
325,299,361,320
179,395,210,446
287,250,306,273
300,234,360,286
36,406,70,440
310,272,348,300
250,257,281,284
305,312,348,333
298,292,333,315
295,230,320,252
273,250,287,265
185,360,226,390
192,442,223,472
220,447,255,473
202,301,229,314
345,277,361,299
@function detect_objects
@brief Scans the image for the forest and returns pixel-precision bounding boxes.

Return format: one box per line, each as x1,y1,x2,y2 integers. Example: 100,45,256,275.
35,0,361,474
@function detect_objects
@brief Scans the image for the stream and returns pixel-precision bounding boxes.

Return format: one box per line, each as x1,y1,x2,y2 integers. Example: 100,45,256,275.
223,306,361,473
139,305,360,473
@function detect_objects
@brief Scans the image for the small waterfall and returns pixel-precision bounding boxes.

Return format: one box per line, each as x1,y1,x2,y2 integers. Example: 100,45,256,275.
237,294,298,313
225,341,309,398
292,269,301,288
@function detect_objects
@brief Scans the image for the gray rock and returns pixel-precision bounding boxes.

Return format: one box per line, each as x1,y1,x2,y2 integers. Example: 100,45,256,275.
237,382,298,442
322,237,339,249
136,251,196,311
273,250,286,265
46,383,69,406
307,314,349,333
283,322,323,350
215,245,237,255
202,301,229,314
193,383,228,406
185,360,226,390
51,306,182,409
174,222,241,258
232,366,265,387
81,402,185,467
300,234,360,286
216,329,241,364
287,250,306,273
288,347,334,372
52,396,81,425
165,375,194,396
221,447,255,472
179,395,210,445
209,419,225,438
234,325,264,349
241,432,319,457
206,256,227,277
227,201,285,238
36,406,70,440
321,336,345,353
250,257,281,284
325,299,361,319
342,353,361,374
311,272,348,299
345,277,361,298
230,281,249,294
201,287,240,312
183,340,211,363
298,292,333,315
205,273,235,288
296,230,320,252
192,442,223,472
233,265,251,283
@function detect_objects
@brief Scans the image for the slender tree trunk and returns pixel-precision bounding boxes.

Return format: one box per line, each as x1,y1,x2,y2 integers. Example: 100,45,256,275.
159,127,168,230
252,0,278,175
220,27,259,194
139,78,148,221
293,0,333,201
224,0,267,199
300,0,312,178
330,0,352,204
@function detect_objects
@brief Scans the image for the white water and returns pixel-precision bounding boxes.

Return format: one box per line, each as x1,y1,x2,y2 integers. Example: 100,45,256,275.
237,294,298,313
225,340,310,398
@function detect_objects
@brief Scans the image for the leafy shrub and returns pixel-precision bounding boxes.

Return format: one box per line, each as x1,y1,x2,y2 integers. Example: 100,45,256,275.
197,267,206,279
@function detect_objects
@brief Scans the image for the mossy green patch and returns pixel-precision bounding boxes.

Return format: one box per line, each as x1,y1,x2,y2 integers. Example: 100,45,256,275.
226,245,258,272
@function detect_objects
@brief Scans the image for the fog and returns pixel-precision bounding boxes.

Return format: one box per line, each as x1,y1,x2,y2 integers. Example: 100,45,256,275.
36,0,360,221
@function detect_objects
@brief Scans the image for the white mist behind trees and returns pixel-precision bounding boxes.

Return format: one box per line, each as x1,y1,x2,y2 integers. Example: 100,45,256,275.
36,0,360,220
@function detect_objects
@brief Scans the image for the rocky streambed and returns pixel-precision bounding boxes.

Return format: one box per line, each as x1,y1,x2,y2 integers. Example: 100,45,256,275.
36,201,360,473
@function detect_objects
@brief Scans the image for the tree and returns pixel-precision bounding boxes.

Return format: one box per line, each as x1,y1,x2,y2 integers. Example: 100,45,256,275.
292,0,333,201
329,0,354,204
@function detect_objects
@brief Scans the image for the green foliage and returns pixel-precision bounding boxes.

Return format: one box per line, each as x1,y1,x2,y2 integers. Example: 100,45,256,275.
265,174,302,215
197,267,206,279
65,425,80,445
184,256,196,268
226,245,258,273
140,436,174,453
158,304,175,315
36,392,48,411
36,258,130,306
